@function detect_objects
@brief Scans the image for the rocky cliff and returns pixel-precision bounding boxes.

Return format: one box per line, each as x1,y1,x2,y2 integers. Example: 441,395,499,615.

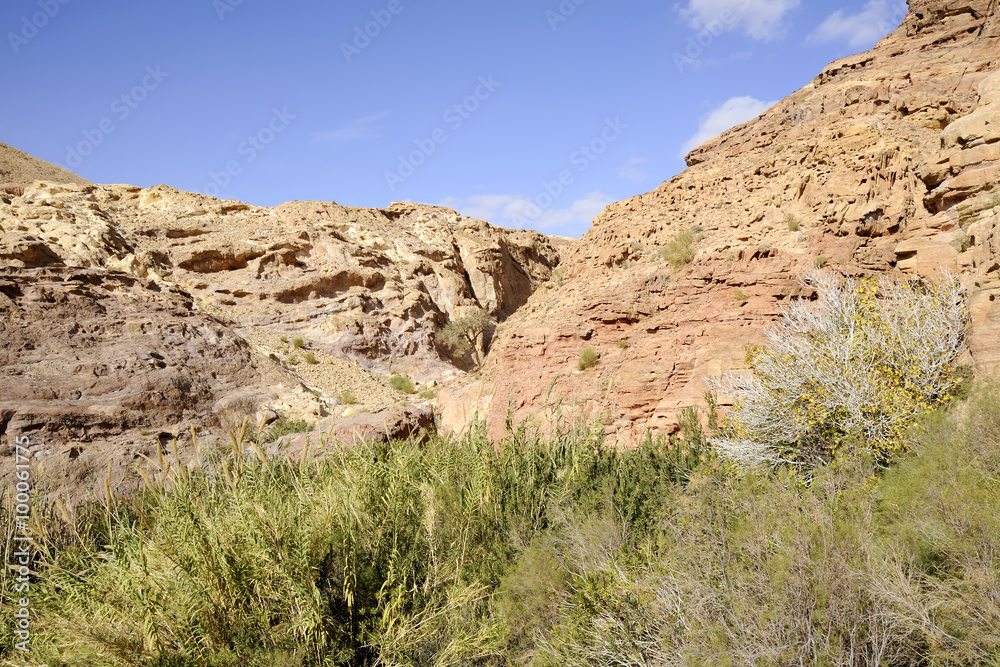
0,181,559,501
445,0,1000,443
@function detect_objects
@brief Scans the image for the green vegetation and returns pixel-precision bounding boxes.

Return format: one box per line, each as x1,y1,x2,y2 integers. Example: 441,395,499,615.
786,215,800,231
419,390,436,400
577,347,599,371
263,417,314,443
292,338,305,349
732,287,747,302
813,254,828,268
616,338,630,350
388,374,417,394
1,260,994,666
658,226,701,270
436,307,497,368
303,352,318,365
7,382,1000,665
336,390,357,405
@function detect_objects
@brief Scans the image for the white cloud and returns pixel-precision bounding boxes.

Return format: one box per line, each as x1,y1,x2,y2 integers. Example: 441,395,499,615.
679,96,775,157
440,191,612,234
313,112,388,142
619,157,649,182
680,0,801,41
807,0,907,49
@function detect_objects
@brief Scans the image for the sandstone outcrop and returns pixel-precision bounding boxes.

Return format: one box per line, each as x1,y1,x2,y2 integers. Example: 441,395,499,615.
0,181,559,500
443,0,1000,443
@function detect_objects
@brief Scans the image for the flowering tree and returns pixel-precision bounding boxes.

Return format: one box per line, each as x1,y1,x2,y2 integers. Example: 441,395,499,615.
709,271,970,467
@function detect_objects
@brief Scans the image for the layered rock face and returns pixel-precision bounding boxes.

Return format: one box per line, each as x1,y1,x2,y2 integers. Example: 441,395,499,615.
447,0,1000,443
0,181,559,500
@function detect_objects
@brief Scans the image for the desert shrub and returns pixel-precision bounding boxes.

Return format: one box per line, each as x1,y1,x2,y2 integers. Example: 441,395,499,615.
418,390,436,400
292,338,305,349
436,307,497,368
873,382,1000,662
709,271,970,467
813,255,828,268
786,215,801,231
265,418,313,443
7,387,1000,666
658,226,699,270
8,414,703,666
303,352,318,365
616,338,630,349
336,390,357,405
732,287,747,302
388,374,416,394
577,348,599,371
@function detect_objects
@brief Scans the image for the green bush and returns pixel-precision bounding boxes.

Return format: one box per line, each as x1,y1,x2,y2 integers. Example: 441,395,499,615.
336,390,357,405
419,390,436,400
658,227,699,270
577,348,599,371
436,308,497,368
389,374,416,394
303,352,318,365
265,417,313,443
292,338,305,349
786,216,801,231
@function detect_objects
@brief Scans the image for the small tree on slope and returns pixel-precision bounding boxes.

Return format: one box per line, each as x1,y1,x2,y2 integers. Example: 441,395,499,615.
436,307,497,369
708,271,970,467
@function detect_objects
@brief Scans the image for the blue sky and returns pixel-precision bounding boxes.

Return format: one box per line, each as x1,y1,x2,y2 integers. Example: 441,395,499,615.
2,0,907,237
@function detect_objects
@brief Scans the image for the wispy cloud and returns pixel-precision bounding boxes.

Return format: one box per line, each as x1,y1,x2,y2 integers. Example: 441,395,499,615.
680,0,801,41
313,112,388,142
680,96,776,158
440,191,612,234
807,0,907,50
619,157,649,182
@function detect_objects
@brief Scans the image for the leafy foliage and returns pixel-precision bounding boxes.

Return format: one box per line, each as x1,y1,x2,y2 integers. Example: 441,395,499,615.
658,226,700,270
436,307,497,368
709,271,970,467
388,374,416,394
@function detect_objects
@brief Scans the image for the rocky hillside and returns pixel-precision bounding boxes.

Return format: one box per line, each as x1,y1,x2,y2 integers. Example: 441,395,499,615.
0,181,559,501
0,141,91,188
444,0,1000,443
